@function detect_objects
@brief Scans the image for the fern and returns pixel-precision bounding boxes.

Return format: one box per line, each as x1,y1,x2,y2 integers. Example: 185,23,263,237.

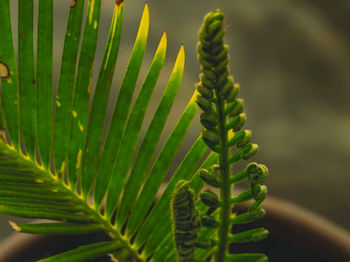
0,1,211,261
189,10,269,261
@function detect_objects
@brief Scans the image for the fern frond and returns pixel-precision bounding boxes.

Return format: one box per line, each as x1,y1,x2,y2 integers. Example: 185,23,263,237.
195,9,269,261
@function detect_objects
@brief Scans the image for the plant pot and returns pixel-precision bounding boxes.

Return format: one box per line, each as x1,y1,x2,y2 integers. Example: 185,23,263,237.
0,195,349,262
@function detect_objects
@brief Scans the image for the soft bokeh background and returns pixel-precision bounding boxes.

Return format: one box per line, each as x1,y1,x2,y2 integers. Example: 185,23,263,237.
1,0,349,240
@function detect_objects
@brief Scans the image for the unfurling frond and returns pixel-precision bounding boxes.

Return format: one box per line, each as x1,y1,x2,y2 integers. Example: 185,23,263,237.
194,9,269,262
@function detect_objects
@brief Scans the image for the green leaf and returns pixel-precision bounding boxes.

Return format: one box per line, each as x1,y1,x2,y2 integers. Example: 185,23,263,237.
67,0,109,188
0,0,19,150
95,33,167,206
123,50,190,233
150,233,174,262
53,0,86,173
0,205,93,223
80,0,144,198
10,222,103,235
0,199,83,212
39,241,122,262
115,44,185,228
36,0,53,169
18,0,36,160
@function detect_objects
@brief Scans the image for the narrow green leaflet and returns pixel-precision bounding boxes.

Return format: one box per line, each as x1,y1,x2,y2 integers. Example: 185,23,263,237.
150,233,174,261
53,0,86,173
39,241,122,262
18,0,36,160
115,45,185,228
82,3,149,198
37,0,53,168
0,0,19,150
10,222,103,235
101,32,167,213
126,78,205,239
67,0,108,187
0,205,93,223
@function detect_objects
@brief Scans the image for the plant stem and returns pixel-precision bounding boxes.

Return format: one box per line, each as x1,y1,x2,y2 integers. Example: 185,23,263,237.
0,142,143,261
215,94,230,262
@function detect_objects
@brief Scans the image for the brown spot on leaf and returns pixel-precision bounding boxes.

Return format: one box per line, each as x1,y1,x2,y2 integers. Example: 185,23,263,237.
0,62,9,78
70,0,77,8
32,79,36,84
0,128,8,144
116,0,124,5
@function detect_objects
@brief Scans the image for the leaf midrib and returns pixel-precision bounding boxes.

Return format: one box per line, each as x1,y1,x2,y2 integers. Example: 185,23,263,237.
1,141,144,261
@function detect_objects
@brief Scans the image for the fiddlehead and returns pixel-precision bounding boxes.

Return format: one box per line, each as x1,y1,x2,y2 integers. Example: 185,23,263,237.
195,10,269,261
171,180,216,262
171,180,201,262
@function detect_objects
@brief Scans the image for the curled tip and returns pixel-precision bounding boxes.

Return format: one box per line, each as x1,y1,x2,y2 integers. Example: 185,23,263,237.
200,190,220,209
251,184,268,200
201,215,218,228
200,112,218,130
228,227,268,243
246,163,269,184
242,143,258,160
174,179,190,192
199,168,220,188
196,239,216,249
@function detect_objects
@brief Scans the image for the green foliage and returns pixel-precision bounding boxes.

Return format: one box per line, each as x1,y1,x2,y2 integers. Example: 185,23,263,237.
0,1,210,261
192,9,269,262
0,1,269,261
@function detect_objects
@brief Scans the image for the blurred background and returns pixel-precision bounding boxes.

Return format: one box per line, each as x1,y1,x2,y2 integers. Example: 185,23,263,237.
1,0,349,243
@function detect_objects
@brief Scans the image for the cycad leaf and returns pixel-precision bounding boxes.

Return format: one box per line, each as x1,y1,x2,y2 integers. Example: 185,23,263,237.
0,1,216,261
53,0,86,173
80,1,146,198
39,241,122,262
18,0,36,160
92,3,150,205
9,222,103,235
36,0,53,168
94,31,166,208
67,0,106,187
115,44,184,228
0,0,19,150
117,45,186,230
